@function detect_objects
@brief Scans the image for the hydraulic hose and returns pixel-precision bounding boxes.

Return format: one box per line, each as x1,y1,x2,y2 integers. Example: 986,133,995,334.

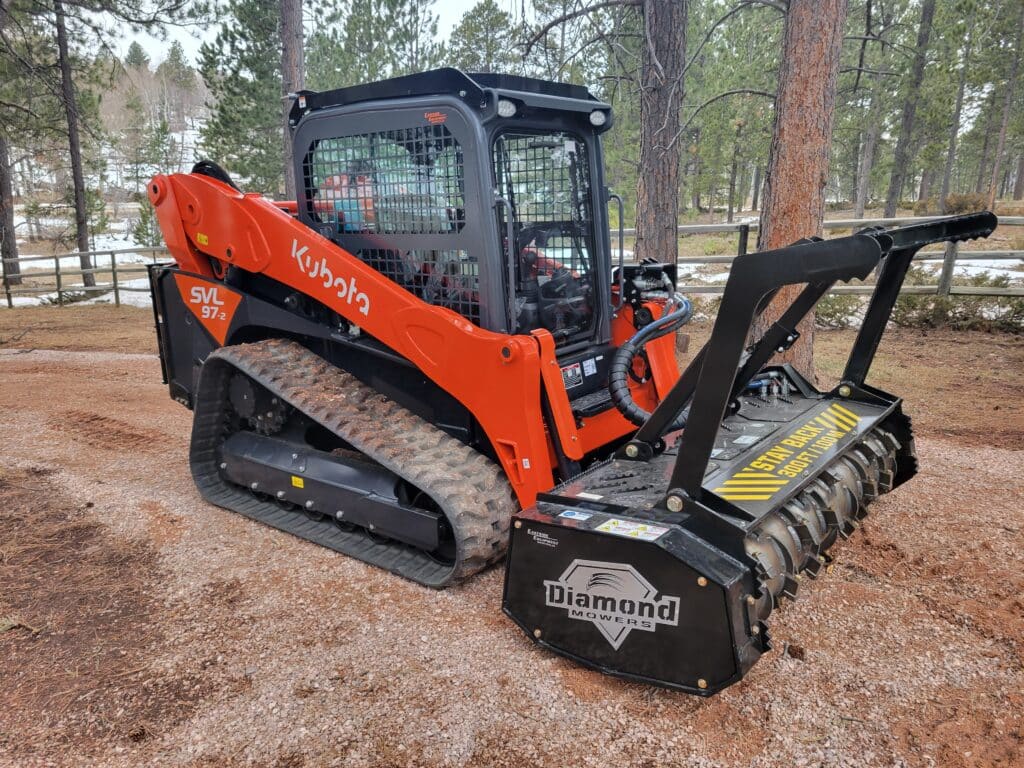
608,294,693,432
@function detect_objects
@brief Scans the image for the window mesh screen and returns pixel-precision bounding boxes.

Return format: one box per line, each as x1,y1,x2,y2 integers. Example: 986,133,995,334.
304,125,478,322
306,125,464,235
355,248,479,324
493,132,597,342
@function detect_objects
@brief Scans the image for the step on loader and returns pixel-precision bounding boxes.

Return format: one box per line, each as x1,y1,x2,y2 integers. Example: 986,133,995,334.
146,68,997,694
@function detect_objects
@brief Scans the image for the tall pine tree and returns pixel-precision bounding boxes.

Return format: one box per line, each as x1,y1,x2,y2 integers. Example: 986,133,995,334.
199,0,283,194
447,0,521,74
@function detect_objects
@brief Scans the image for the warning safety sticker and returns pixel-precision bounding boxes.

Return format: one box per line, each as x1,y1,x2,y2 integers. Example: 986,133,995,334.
596,518,669,542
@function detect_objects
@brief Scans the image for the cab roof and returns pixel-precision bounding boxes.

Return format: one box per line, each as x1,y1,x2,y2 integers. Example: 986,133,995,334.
288,67,610,126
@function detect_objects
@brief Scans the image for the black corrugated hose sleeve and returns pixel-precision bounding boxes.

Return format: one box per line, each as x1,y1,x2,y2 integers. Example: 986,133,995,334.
608,295,693,432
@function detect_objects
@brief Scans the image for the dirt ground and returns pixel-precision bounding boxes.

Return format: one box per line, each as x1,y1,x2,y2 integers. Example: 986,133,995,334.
0,307,1022,767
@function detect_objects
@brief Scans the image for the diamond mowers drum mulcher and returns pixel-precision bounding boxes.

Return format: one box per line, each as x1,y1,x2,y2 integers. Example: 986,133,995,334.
503,212,998,695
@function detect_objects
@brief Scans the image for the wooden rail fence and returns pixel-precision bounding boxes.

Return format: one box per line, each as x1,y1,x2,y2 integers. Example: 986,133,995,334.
2,216,1022,308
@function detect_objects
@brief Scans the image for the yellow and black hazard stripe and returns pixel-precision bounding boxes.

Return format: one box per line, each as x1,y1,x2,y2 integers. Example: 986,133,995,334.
712,403,861,502
713,472,790,501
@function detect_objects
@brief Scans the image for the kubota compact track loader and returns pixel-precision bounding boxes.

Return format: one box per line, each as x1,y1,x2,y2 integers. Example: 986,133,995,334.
147,68,996,695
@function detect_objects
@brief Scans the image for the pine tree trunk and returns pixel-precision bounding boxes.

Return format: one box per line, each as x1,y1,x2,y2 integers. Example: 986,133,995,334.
975,106,995,194
919,167,933,202
634,0,687,263
0,5,18,289
280,0,304,200
883,0,935,217
940,32,971,214
689,129,702,211
751,164,761,210
0,134,20,286
1014,155,1024,200
54,0,95,287
726,123,742,223
737,162,750,213
854,85,881,219
753,0,848,378
988,3,1024,211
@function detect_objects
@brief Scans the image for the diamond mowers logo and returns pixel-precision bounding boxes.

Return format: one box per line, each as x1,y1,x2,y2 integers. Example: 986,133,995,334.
543,559,681,650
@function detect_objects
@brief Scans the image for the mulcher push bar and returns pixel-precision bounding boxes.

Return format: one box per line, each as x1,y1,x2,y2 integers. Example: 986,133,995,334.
622,212,998,503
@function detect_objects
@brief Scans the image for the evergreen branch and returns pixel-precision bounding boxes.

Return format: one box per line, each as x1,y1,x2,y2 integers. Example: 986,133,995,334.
840,66,896,77
681,88,775,131
852,0,871,93
747,0,788,12
683,0,783,78
0,99,41,120
524,0,642,55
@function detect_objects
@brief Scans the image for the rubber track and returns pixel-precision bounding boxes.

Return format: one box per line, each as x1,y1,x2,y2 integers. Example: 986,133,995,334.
189,338,517,588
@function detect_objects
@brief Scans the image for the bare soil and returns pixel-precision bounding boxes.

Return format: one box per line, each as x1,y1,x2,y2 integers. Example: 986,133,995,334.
0,309,1021,767
0,305,156,354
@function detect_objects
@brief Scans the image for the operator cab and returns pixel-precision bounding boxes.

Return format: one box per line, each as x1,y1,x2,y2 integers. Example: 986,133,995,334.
289,68,615,349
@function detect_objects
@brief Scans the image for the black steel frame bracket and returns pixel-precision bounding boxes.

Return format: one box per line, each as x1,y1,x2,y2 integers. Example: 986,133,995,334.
615,212,996,509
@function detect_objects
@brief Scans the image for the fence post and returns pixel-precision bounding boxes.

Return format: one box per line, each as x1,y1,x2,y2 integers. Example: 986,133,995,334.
111,251,120,307
737,223,750,257
55,256,63,307
937,241,958,297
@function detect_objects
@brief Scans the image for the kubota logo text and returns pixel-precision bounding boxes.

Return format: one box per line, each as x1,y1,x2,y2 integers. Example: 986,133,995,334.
544,559,680,650
189,285,227,321
291,238,370,316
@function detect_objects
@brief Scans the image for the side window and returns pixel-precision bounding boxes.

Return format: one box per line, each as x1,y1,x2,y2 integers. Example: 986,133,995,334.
304,125,465,235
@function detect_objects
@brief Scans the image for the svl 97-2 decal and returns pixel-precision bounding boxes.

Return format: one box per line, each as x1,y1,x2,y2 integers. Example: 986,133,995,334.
173,273,243,345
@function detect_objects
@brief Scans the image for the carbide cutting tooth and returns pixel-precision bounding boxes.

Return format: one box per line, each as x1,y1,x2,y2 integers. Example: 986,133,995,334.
781,497,827,577
823,464,860,535
744,534,788,621
848,448,879,502
873,429,900,493
876,429,901,453
806,479,841,550
781,574,799,601
787,495,828,548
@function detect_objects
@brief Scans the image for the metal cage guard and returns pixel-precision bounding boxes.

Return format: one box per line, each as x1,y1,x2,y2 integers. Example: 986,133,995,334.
619,212,997,506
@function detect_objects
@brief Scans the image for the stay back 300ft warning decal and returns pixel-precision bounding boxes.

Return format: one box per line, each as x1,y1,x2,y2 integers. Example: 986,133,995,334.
712,403,862,502
173,273,243,345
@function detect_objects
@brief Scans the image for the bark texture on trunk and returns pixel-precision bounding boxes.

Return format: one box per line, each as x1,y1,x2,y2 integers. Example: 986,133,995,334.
883,0,935,217
54,0,94,286
988,2,1024,211
634,0,687,263
1013,155,1024,200
0,135,20,286
753,0,848,378
280,0,304,201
